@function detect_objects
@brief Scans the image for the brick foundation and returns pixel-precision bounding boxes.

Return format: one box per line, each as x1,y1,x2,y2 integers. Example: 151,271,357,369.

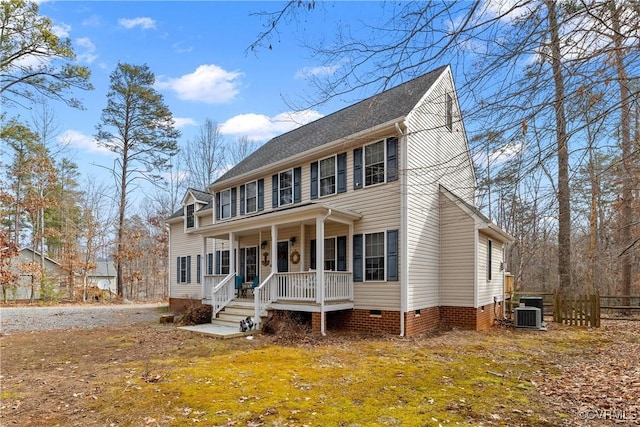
169,298,205,314
404,307,440,336
440,303,497,331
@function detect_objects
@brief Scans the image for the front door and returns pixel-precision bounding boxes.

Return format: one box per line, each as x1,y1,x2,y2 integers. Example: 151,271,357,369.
277,241,289,273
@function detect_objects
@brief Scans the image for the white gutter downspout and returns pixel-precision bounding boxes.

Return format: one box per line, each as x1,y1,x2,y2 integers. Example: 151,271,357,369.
319,208,332,336
396,121,407,337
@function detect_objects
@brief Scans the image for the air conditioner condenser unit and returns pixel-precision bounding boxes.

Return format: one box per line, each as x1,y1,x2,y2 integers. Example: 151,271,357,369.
514,306,542,329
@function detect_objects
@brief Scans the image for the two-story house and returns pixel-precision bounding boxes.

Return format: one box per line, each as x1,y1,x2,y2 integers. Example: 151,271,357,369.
167,65,513,336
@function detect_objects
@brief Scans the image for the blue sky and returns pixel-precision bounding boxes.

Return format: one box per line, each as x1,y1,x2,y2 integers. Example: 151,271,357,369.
7,1,395,193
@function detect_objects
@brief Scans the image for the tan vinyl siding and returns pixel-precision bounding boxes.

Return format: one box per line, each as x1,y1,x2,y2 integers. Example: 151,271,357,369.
477,233,504,306
405,69,476,311
169,221,204,299
439,195,475,307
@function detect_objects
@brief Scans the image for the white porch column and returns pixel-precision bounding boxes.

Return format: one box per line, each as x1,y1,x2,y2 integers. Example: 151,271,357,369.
271,224,277,302
229,232,236,276
348,223,354,301
316,215,325,335
300,223,306,270
201,236,207,299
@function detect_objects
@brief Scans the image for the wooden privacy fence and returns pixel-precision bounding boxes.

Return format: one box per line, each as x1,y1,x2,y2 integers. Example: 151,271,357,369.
553,290,600,328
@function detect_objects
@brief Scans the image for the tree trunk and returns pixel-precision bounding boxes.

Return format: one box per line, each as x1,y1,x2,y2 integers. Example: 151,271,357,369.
546,0,572,293
608,0,633,309
116,144,128,298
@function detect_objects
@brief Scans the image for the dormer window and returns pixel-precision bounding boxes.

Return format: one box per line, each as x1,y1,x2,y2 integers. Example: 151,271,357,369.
186,204,195,228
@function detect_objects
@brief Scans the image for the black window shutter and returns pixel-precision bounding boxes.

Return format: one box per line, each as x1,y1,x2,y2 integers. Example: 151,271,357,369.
337,236,347,271
215,192,221,220
353,147,363,190
353,234,363,282
176,257,180,282
240,185,245,215
337,153,347,193
387,137,398,182
310,161,318,200
272,174,278,208
186,255,192,283
294,167,302,203
257,179,264,211
196,254,201,283
387,229,399,281
207,253,213,275
310,239,316,270
231,187,237,217
215,251,221,275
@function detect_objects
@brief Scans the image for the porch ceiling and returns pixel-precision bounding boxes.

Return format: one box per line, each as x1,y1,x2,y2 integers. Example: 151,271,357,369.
193,202,361,239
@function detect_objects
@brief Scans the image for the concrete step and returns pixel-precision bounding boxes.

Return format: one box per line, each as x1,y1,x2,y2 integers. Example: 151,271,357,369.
179,322,258,339
222,306,256,317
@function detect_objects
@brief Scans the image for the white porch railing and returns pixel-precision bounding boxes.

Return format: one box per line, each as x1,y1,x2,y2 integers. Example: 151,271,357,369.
276,272,317,301
212,274,236,317
202,274,226,303
324,271,353,301
254,272,275,329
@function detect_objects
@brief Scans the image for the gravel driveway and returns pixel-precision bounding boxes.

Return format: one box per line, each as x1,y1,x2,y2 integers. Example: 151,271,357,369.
0,303,168,334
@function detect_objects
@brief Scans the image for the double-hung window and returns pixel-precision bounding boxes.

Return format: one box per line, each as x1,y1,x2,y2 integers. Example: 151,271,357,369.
324,237,336,271
365,232,385,281
364,140,385,186
245,181,257,213
279,170,293,205
216,250,230,275
186,204,195,228
319,157,336,196
220,189,232,219
177,256,191,283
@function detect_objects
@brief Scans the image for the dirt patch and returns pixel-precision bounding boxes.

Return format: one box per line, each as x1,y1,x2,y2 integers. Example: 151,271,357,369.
0,319,638,426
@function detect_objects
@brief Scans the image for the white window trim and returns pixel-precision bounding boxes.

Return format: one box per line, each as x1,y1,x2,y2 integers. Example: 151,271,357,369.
364,140,386,188
178,256,188,283
185,203,196,229
324,236,337,271
364,231,386,282
319,155,337,198
245,181,258,214
278,169,294,206
220,189,232,219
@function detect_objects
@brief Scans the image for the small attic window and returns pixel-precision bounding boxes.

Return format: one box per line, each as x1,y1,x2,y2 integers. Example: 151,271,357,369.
446,93,453,131
186,204,195,228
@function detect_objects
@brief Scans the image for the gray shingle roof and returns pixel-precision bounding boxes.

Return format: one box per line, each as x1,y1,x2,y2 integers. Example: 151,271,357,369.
216,65,448,184
167,188,213,220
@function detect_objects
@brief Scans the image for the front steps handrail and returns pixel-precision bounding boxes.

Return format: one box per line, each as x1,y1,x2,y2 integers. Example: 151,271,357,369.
254,272,275,329
212,273,236,317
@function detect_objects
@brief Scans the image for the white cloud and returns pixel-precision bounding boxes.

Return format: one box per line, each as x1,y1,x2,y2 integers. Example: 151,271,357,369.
81,15,101,27
118,17,156,30
58,130,113,156
52,22,71,38
220,110,323,142
75,37,98,64
295,64,340,80
173,117,197,128
155,65,243,104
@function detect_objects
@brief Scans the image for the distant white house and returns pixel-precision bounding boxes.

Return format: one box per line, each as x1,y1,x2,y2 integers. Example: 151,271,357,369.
87,260,116,295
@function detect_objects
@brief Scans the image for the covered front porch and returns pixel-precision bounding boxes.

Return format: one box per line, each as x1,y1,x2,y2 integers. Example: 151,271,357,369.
195,203,361,334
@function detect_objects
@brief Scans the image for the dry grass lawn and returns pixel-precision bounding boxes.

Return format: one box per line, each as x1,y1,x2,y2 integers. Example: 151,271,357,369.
1,318,638,426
